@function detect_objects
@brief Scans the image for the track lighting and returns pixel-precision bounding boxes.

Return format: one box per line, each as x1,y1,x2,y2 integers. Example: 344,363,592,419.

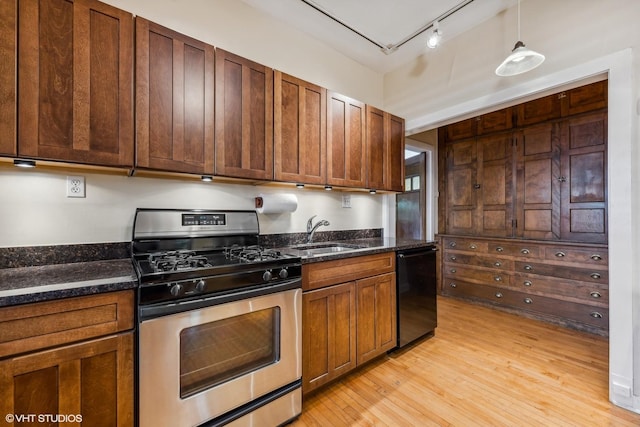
426,21,441,49
495,0,544,76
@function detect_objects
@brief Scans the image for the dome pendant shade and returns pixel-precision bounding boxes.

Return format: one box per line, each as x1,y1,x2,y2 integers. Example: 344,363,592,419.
495,40,545,77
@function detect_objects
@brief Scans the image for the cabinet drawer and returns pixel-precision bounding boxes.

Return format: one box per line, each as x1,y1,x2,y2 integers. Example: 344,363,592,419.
442,237,488,252
543,246,608,265
303,252,395,291
442,280,509,304
514,261,608,283
511,274,608,306
487,241,541,258
444,252,513,270
0,290,134,358
444,264,510,286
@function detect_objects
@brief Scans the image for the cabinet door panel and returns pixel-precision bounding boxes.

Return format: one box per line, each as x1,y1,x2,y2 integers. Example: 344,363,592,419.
387,113,405,192
446,139,477,235
477,133,513,237
356,273,397,365
327,92,365,187
562,80,607,116
0,0,16,156
18,0,133,166
445,118,476,141
516,93,561,127
477,108,512,135
215,49,273,180
366,105,385,190
274,71,326,184
136,18,214,174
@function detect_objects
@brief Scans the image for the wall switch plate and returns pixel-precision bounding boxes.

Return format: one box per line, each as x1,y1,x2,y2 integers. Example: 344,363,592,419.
341,194,351,208
66,176,86,198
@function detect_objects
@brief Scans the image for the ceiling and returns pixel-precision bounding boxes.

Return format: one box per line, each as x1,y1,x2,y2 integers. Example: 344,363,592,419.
241,0,518,74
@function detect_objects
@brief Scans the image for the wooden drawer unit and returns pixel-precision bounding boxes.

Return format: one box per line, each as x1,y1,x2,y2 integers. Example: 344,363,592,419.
487,241,541,258
442,237,488,253
514,261,608,283
444,264,511,287
445,252,513,270
303,252,395,291
543,245,608,265
511,274,608,306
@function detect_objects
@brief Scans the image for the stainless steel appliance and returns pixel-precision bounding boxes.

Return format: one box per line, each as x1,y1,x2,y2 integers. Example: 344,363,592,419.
132,209,302,427
396,245,438,348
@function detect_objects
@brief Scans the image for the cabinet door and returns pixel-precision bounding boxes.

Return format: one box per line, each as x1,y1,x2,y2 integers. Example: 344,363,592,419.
0,0,16,156
356,273,397,365
274,71,326,184
327,91,365,188
561,80,607,117
0,333,134,427
559,112,607,243
135,18,214,174
215,49,273,180
387,113,405,192
516,93,561,127
515,123,560,240
477,108,513,135
366,105,386,190
445,138,477,235
18,0,133,167
302,282,356,394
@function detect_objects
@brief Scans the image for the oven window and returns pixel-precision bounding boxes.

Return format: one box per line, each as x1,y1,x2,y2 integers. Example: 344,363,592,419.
179,307,281,398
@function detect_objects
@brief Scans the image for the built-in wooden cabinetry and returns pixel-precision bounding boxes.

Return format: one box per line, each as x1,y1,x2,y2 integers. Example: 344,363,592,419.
215,49,274,180
438,80,609,335
302,252,397,394
135,18,214,174
0,291,134,425
366,106,405,192
0,0,16,156
17,0,134,167
274,71,327,185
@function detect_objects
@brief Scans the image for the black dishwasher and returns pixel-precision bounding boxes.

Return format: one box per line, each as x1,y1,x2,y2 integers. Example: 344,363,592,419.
396,245,438,348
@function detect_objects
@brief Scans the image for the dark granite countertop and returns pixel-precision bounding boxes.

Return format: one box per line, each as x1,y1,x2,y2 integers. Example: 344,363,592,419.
279,238,437,264
0,259,137,307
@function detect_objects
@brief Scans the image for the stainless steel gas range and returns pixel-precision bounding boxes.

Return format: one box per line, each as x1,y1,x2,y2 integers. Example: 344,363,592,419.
132,209,302,427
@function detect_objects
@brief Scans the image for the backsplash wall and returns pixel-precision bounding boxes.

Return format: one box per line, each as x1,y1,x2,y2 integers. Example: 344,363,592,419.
0,169,383,248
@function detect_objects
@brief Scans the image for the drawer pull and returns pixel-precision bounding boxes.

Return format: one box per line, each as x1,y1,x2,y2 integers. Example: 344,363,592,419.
494,261,502,267
555,251,566,258
591,254,603,261
590,291,602,298
469,244,477,249
520,248,530,255
450,256,457,261
450,268,457,274
524,298,533,304
495,292,503,298
524,265,533,271
590,273,601,280
496,246,504,252
449,241,457,248
523,280,532,287
590,312,603,319
494,276,503,282
449,282,457,288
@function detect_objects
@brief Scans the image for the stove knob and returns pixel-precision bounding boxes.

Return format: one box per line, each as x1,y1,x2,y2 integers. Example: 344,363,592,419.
279,268,289,279
195,280,206,293
263,270,273,282
170,284,184,297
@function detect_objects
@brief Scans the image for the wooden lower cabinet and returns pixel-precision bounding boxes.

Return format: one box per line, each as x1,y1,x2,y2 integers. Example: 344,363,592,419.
302,253,397,394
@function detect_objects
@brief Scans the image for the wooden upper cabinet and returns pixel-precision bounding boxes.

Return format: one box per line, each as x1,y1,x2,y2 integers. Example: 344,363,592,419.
516,93,561,127
274,71,326,184
561,80,607,116
445,117,476,142
0,0,16,156
326,91,366,188
135,18,214,175
477,108,513,135
215,49,273,180
366,106,404,192
17,0,134,167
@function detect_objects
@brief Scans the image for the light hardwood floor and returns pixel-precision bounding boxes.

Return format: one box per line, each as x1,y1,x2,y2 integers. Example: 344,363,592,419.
292,296,640,426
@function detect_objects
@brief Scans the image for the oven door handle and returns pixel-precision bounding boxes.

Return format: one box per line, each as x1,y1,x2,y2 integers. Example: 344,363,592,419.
139,278,301,321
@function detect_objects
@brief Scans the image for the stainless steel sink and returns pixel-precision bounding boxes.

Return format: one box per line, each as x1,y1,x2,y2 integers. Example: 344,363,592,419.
289,242,364,256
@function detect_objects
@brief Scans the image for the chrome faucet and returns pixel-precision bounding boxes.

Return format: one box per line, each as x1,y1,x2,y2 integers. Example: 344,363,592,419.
306,215,330,243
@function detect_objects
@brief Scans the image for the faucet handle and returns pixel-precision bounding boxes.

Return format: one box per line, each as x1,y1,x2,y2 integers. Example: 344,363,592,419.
306,215,317,232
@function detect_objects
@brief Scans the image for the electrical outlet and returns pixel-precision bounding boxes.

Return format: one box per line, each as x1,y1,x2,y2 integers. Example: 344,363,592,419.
66,176,86,198
341,194,351,208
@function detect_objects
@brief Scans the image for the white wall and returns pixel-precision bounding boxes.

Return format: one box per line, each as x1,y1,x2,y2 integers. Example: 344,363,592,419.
383,0,640,414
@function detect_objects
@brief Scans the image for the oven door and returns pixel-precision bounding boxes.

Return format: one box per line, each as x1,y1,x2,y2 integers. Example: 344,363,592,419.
138,282,301,427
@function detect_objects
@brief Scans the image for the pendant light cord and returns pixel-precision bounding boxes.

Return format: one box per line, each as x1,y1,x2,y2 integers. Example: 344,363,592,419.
517,0,521,41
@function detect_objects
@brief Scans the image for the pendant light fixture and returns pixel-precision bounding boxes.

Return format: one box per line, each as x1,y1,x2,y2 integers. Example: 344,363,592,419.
495,0,545,77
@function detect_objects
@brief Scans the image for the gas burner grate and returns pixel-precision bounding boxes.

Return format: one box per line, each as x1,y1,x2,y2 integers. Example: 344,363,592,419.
225,245,284,263
148,250,213,272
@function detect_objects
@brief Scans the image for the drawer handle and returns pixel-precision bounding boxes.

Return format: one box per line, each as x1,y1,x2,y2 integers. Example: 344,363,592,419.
494,261,502,267
450,256,457,261
496,246,504,252
523,280,532,287
520,248,530,255
469,244,477,249
590,312,603,319
591,254,603,261
524,298,533,304
449,241,457,248
555,251,566,258
495,292,503,298
449,282,457,288
524,265,533,271
590,273,601,280
494,276,503,282
450,268,457,274
590,291,601,298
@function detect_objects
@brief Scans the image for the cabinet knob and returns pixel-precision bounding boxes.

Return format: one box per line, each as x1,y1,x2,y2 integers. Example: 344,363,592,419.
449,282,457,288
469,244,477,249
590,312,603,319
524,298,533,304
590,272,601,280
524,265,533,271
473,184,481,189
495,292,503,298
558,176,567,182
496,246,504,252
523,280,532,287
520,248,530,255
494,261,502,267
450,268,457,274
449,241,457,248
494,276,503,282
555,251,566,258
450,256,457,261
591,254,603,261
590,291,601,298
